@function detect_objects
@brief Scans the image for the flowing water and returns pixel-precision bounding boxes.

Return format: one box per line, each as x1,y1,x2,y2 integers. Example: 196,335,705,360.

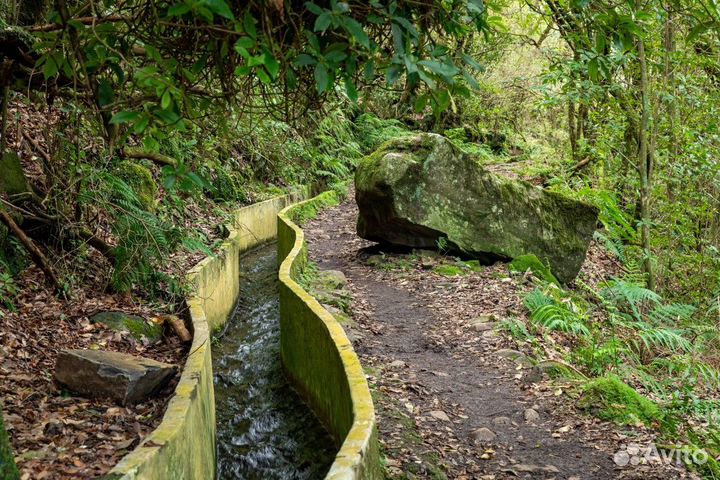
213,243,335,479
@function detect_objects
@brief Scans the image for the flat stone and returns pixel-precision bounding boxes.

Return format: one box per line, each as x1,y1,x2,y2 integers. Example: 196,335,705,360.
472,321,498,332
524,408,540,423
492,416,512,426
496,349,525,360
472,427,497,443
91,311,162,342
429,410,451,422
388,360,406,369
316,269,347,289
55,349,176,405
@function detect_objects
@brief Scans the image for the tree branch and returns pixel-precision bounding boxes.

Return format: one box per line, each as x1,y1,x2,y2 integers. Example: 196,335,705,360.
0,209,63,293
122,146,177,167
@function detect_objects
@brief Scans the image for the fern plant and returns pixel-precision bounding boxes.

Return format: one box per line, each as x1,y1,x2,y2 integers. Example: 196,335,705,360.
81,171,205,293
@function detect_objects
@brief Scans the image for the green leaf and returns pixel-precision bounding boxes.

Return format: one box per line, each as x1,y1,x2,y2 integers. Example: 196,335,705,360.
161,90,172,110
42,55,58,80
343,17,369,48
263,51,280,79
133,115,150,134
305,2,324,15
109,111,139,124
344,77,358,102
243,12,257,39
205,0,234,19
167,3,191,17
588,57,599,82
295,54,317,66
315,12,333,32
257,68,271,84
235,36,255,50
414,93,429,112
314,63,330,92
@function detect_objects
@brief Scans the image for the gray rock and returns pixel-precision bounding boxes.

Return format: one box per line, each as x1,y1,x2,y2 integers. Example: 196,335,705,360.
472,319,499,332
429,410,451,422
496,349,525,361
355,133,599,282
472,427,497,443
91,311,162,342
316,269,348,289
524,408,540,423
492,416,512,426
55,349,176,405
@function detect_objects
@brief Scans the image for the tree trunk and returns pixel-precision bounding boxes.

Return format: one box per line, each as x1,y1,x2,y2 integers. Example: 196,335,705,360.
637,28,655,291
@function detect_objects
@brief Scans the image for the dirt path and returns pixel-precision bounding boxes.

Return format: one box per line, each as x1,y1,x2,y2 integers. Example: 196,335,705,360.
304,196,690,479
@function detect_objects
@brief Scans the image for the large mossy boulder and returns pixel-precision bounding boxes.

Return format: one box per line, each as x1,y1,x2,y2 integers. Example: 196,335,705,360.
354,133,599,283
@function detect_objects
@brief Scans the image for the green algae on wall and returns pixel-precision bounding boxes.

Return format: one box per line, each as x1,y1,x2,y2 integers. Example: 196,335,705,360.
107,191,306,480
278,195,381,480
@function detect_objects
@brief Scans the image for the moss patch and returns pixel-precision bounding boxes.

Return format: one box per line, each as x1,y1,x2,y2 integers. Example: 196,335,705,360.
509,254,560,285
289,190,340,225
0,152,29,197
91,311,163,343
578,375,661,426
114,161,158,211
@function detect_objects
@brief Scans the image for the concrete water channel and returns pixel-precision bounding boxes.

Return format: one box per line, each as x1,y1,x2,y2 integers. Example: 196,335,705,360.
212,242,335,479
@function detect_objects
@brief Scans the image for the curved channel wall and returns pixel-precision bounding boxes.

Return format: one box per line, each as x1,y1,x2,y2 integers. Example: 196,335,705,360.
277,192,381,480
107,191,307,480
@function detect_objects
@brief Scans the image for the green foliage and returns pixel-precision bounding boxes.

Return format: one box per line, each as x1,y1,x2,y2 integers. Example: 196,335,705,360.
579,375,661,426
353,114,410,153
509,254,560,285
0,402,19,480
114,160,158,210
290,190,340,226
0,272,18,313
81,172,205,293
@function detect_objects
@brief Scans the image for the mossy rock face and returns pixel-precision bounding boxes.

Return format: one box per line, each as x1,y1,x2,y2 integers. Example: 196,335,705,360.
0,152,29,197
355,133,599,283
578,375,660,426
91,311,163,343
114,161,158,211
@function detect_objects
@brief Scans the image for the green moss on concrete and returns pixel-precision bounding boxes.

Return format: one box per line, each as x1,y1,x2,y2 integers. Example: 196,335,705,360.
278,194,381,479
290,190,340,225
0,403,19,480
108,192,304,480
579,375,661,426
509,254,560,285
115,161,158,210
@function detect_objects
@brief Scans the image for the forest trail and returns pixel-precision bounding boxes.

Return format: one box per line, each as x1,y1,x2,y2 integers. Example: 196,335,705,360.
304,195,689,480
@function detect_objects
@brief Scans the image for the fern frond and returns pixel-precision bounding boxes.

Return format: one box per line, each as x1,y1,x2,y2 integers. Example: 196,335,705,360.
531,304,590,336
